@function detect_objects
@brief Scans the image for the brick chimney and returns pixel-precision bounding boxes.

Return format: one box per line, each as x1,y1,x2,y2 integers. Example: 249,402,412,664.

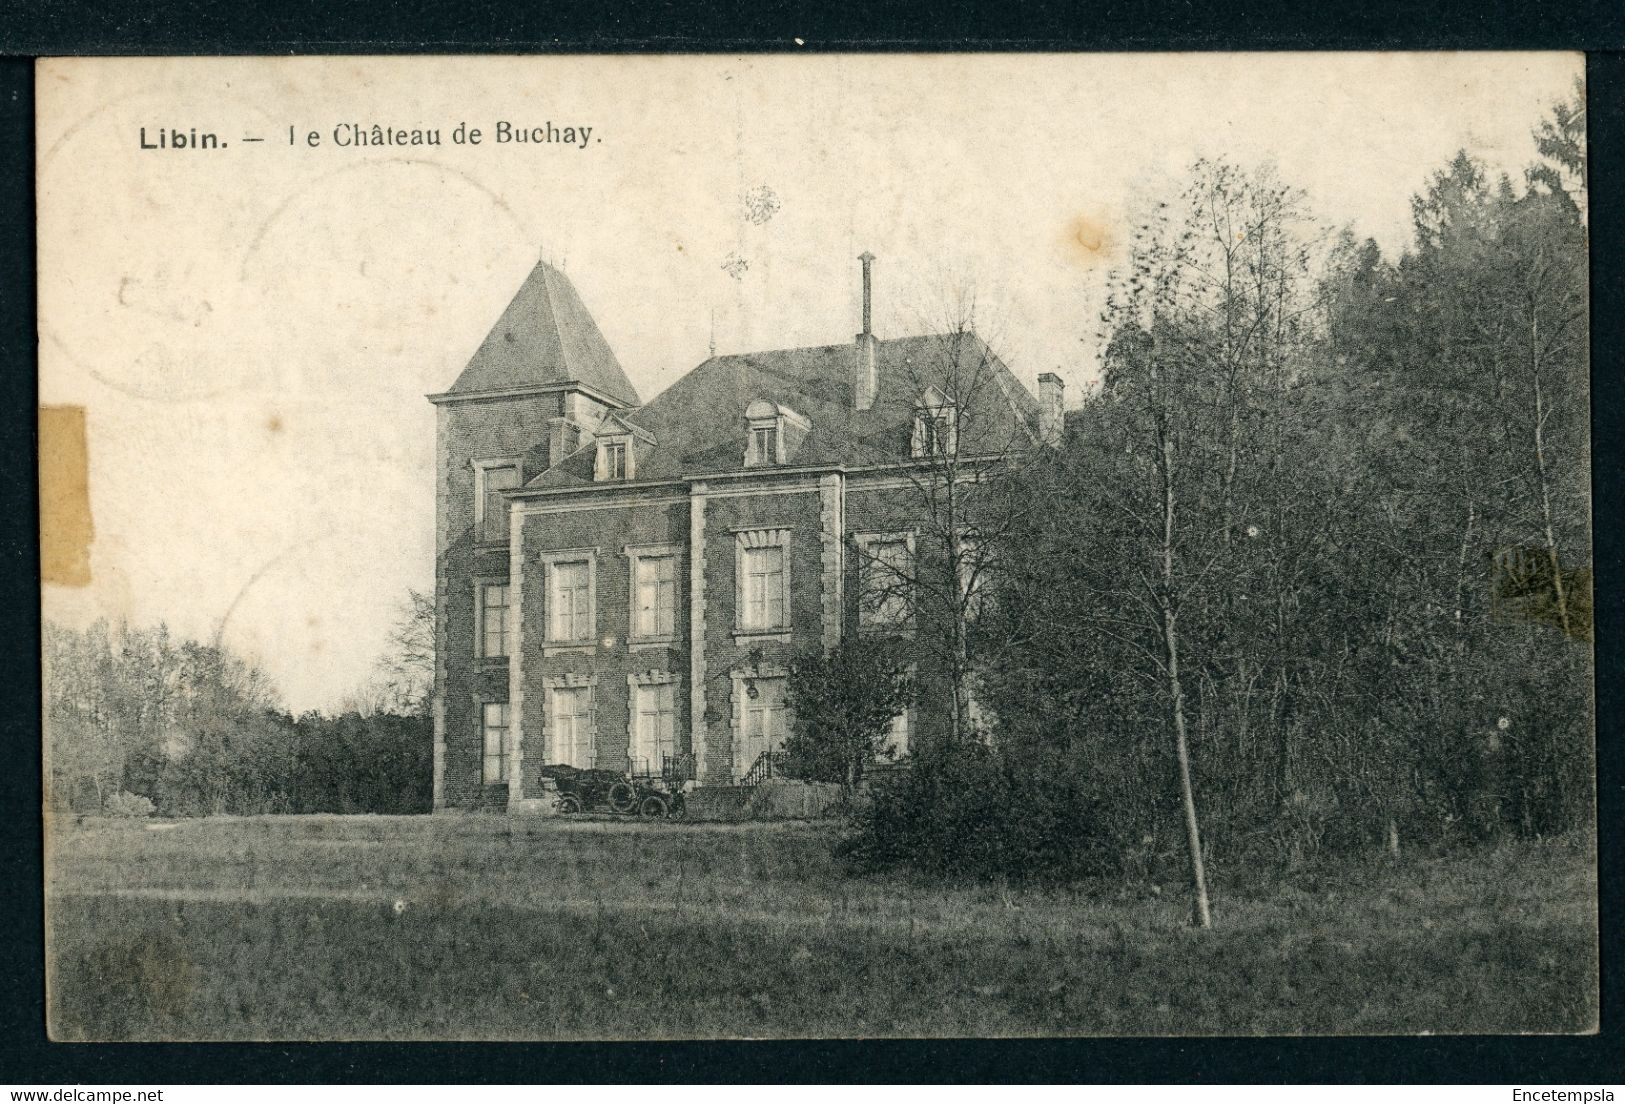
547,415,582,467
854,252,878,411
1038,371,1065,446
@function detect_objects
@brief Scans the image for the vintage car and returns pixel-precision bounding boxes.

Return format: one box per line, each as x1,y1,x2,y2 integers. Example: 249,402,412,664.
537,764,685,818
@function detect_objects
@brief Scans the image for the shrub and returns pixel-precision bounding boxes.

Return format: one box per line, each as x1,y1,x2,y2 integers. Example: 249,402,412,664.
103,791,156,818
836,738,1117,882
782,638,915,790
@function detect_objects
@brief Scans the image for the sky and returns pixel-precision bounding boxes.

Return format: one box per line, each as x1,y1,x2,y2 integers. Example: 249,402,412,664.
36,53,1583,711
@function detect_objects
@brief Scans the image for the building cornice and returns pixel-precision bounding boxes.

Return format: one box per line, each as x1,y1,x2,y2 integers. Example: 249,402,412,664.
506,452,1019,508
426,380,633,409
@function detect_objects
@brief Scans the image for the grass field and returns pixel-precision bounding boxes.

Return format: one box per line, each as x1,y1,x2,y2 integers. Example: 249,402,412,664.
45,814,1597,1040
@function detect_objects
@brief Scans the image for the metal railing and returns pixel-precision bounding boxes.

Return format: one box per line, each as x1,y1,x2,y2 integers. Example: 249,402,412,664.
663,753,696,784
738,750,784,788
628,752,695,785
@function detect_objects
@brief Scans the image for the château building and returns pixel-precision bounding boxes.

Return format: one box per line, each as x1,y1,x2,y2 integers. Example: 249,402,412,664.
429,252,1062,811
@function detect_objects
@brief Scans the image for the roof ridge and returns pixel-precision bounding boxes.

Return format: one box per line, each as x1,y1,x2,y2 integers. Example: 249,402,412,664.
539,321,1040,484
706,330,954,362
538,264,574,373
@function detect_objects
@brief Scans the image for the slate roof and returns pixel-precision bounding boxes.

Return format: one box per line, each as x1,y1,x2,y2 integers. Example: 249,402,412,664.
444,258,641,407
526,331,1040,489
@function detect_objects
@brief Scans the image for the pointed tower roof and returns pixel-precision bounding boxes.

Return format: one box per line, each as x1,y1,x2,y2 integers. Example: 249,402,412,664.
440,258,641,407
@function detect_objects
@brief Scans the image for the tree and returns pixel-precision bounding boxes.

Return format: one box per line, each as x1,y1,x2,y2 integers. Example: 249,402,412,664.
1084,311,1221,928
983,107,1592,890
847,289,1044,748
783,637,916,790
42,616,434,817
1331,124,1592,837
1057,163,1322,924
371,588,435,716
43,620,125,811
1529,77,1587,222
43,619,289,815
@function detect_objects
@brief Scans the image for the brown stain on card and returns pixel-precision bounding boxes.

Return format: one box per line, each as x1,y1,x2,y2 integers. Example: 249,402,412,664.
39,405,93,587
1063,215,1113,264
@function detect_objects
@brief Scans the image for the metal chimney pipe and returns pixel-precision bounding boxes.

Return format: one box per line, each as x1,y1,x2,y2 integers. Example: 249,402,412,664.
854,252,878,411
859,251,874,335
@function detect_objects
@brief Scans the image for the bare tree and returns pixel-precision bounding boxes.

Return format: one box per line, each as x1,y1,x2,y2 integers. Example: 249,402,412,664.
1051,164,1324,925
849,288,1046,747
371,588,435,716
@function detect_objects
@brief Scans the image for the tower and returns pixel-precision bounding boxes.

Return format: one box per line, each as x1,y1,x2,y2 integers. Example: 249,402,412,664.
426,256,641,809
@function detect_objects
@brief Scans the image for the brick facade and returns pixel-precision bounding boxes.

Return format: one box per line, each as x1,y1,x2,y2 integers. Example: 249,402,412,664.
430,255,1047,811
434,391,558,810
436,449,999,808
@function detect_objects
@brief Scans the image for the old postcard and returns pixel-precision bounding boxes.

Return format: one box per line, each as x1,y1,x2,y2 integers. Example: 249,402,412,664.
38,53,1594,1040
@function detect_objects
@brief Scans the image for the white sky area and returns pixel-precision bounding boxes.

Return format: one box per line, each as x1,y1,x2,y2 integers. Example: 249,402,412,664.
37,54,1582,712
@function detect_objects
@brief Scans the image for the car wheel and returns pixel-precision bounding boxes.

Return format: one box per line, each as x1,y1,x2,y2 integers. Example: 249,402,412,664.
608,782,638,814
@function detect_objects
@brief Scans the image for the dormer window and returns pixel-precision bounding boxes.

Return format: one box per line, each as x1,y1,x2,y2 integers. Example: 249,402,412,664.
745,400,783,467
597,438,630,481
750,425,779,466
589,412,653,482
911,387,958,459
744,399,810,468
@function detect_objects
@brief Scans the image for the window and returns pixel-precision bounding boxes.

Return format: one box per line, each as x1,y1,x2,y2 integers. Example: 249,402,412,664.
734,529,791,639
741,398,807,467
958,535,988,620
589,413,651,480
911,389,959,459
882,707,910,759
481,701,510,783
634,554,678,639
478,582,510,658
475,461,520,542
550,686,595,768
631,681,676,777
750,425,777,465
596,439,630,481
920,411,955,456
923,414,944,455
742,546,786,630
548,559,593,643
965,674,993,742
857,534,913,630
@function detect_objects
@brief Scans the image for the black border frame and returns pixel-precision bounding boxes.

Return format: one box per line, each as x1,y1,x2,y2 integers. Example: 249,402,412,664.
2,8,1622,1083
1,1,1624,56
